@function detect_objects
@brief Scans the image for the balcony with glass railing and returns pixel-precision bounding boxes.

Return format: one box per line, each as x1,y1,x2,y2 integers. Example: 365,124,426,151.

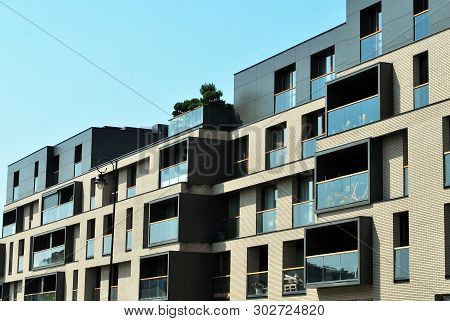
140,276,168,300
311,72,335,100
328,95,379,135
394,246,410,281
168,106,204,136
275,88,296,113
160,161,188,188
414,10,429,41
42,201,74,225
293,201,315,228
213,276,230,300
413,83,429,109
127,186,136,198
86,239,95,259
2,223,16,237
361,31,382,62
126,229,133,251
247,272,268,299
306,250,359,286
24,291,57,301
18,256,24,273
282,267,305,295
149,217,178,245
103,235,112,256
317,171,369,211
33,245,65,269
266,147,287,169
256,209,277,234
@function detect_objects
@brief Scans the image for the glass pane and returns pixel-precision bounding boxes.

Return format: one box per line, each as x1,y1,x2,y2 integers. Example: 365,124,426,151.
149,218,179,245
33,245,65,269
302,138,316,159
103,235,112,256
404,167,409,196
267,148,286,169
275,88,296,113
414,84,429,109
126,230,133,251
2,223,16,237
361,32,382,62
283,268,305,294
341,252,359,280
324,254,341,282
86,239,95,259
90,197,96,210
445,154,450,187
306,256,324,284
127,186,136,198
140,277,168,300
247,273,268,298
43,193,58,210
256,210,277,234
74,162,82,176
414,12,428,41
168,106,204,136
42,201,74,225
293,201,315,227
395,247,410,281
213,277,230,300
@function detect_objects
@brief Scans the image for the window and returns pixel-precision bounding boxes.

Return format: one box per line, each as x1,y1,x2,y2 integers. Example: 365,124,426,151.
90,178,96,210
293,174,315,227
50,155,60,186
311,47,335,99
32,229,65,269
42,185,75,225
394,212,410,282
34,161,39,192
126,208,133,251
13,171,19,202
8,242,13,275
93,268,101,301
72,270,78,301
74,144,82,176
25,274,58,301
283,240,305,295
445,205,450,278
86,219,95,259
266,123,287,169
247,245,268,299
218,194,240,241
140,255,168,300
257,186,278,234
148,197,179,246
413,51,429,109
127,164,137,198
110,265,119,301
159,141,188,188
18,239,24,273
414,0,429,40
212,252,231,300
302,110,324,158
360,2,382,62
103,214,113,256
232,136,249,178
274,64,296,113
435,294,450,301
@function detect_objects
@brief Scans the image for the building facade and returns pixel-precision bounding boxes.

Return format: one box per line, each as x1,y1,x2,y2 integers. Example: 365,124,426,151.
1,0,450,301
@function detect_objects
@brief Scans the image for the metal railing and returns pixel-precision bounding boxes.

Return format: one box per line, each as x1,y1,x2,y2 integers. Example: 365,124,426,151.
306,250,359,285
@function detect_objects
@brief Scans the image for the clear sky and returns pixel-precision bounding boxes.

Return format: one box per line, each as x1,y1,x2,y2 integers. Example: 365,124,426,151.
0,0,346,214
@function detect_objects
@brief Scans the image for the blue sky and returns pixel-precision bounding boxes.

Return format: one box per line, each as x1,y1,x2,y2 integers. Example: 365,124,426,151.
0,0,346,211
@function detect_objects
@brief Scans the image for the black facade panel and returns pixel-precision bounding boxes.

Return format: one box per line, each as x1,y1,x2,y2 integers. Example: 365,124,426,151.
73,181,83,215
56,272,66,301
358,216,373,285
65,225,75,264
370,138,384,203
1,282,10,301
379,62,394,119
0,243,5,277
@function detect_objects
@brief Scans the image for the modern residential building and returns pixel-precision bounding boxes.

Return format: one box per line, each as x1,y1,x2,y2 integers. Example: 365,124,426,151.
1,0,450,301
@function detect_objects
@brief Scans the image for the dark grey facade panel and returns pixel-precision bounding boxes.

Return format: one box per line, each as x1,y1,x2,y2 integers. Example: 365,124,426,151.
429,0,450,34
0,243,5,277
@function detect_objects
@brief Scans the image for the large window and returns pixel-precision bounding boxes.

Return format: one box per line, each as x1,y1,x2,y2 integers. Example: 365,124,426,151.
140,255,168,301
127,164,137,198
247,245,268,299
126,208,133,252
24,274,59,301
293,174,315,228
42,185,75,225
232,136,249,178
266,123,287,169
148,197,179,246
212,252,231,300
283,240,305,295
74,144,82,177
86,219,95,259
32,229,65,269
160,141,188,188
413,51,429,109
302,110,324,159
360,2,382,62
274,64,296,113
34,161,39,192
394,212,410,282
218,194,240,241
257,186,278,234
311,47,335,100
103,214,113,256
13,171,19,202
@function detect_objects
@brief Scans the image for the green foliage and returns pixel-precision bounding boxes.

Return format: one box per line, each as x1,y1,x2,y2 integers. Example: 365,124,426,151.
172,83,233,117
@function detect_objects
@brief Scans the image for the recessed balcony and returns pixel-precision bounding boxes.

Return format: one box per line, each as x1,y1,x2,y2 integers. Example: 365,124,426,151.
32,229,66,270
42,183,82,225
24,273,65,301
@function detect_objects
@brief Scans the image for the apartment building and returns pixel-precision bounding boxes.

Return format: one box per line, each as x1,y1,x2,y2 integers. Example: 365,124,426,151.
1,0,450,301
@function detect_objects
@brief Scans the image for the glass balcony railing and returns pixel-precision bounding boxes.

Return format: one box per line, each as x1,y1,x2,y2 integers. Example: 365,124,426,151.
42,201,74,225
306,250,359,285
24,292,57,301
361,31,382,62
110,286,118,301
168,106,204,136
302,137,319,159
126,230,133,251
275,88,296,113
414,11,429,41
127,186,136,198
13,186,19,202
34,177,39,192
266,147,287,169
256,209,277,234
445,153,450,187
74,162,82,176
2,223,16,237
404,166,409,196
293,201,315,228
140,276,168,300
328,95,379,135
311,73,335,100
317,171,369,210
160,161,188,188
247,272,268,298
18,256,24,273
149,217,178,245
213,276,230,300
394,246,410,281
283,267,305,295
414,83,429,109
86,239,95,259
90,196,96,210
33,245,65,269
103,235,112,256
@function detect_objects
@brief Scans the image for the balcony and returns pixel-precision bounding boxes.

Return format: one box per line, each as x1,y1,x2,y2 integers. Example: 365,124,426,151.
103,235,112,256
2,223,16,238
275,88,296,113
127,186,136,198
283,267,305,295
302,137,318,159
361,31,382,62
169,106,203,136
33,245,65,269
256,209,277,234
317,171,369,211
414,10,429,41
306,250,359,285
149,217,178,245
42,201,74,225
160,161,188,188
213,276,230,300
293,201,315,228
140,276,168,300
394,246,410,281
311,73,335,100
414,83,429,109
247,272,268,299
24,292,57,301
266,147,287,169
328,95,379,135
86,239,95,259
